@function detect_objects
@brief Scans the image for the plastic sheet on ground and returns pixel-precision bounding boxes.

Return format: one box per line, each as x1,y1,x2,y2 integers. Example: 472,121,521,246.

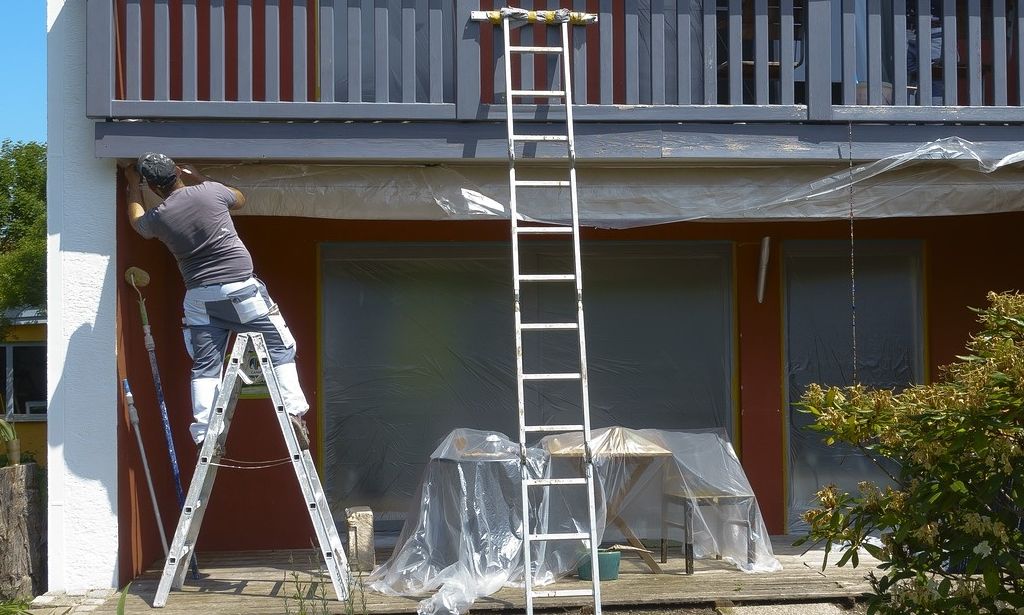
369,427,779,615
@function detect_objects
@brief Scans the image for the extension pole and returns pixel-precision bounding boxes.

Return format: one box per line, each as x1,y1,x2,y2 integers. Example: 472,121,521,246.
125,267,200,579
123,379,169,556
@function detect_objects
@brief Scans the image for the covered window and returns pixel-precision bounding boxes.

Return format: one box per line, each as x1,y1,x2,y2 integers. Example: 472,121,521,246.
3,344,47,420
320,241,735,520
783,240,923,532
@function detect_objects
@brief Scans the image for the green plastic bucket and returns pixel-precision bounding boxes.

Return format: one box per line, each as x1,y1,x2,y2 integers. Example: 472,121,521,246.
577,550,620,581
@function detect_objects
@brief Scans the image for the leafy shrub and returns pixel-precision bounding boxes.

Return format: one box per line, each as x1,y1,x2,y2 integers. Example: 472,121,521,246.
797,291,1024,615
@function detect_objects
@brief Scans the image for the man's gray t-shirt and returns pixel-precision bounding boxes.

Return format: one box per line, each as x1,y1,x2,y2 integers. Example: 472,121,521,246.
135,181,253,289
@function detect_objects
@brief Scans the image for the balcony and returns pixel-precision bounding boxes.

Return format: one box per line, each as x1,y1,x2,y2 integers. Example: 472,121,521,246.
86,0,1024,124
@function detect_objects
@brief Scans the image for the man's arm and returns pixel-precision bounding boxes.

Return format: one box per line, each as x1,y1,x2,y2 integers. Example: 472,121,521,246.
179,164,247,210
122,164,149,235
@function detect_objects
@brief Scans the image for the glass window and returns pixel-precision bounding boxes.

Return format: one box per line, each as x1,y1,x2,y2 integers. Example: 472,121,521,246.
320,241,734,520
784,240,923,532
3,344,46,419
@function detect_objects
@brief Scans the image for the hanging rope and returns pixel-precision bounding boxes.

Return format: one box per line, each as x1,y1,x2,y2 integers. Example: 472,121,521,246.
848,121,858,384
210,456,293,470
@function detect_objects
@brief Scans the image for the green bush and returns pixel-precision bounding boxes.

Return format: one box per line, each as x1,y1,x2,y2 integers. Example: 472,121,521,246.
797,291,1024,615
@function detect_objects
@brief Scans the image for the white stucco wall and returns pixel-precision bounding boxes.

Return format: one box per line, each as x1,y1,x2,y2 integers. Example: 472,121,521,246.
47,0,119,592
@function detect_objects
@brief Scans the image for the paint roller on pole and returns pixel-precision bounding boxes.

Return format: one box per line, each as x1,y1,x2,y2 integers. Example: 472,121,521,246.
125,266,200,579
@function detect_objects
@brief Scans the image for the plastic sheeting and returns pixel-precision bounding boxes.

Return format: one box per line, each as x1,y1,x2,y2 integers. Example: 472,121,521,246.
370,427,779,615
319,242,734,521
197,137,1024,227
784,241,921,532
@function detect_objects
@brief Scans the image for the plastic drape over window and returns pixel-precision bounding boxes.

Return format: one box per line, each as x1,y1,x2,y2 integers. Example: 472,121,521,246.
319,242,733,522
370,427,779,615
784,241,922,532
199,138,1024,227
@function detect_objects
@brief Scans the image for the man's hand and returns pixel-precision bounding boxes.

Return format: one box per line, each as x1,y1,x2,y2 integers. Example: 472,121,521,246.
178,164,206,187
120,161,142,186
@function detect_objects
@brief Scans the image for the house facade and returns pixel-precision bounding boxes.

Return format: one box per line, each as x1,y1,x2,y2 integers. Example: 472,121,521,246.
48,0,1024,593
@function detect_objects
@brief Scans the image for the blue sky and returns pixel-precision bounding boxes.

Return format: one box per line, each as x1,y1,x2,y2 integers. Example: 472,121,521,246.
0,2,47,144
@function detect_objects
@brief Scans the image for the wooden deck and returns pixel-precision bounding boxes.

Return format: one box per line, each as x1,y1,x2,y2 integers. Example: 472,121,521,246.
95,537,875,614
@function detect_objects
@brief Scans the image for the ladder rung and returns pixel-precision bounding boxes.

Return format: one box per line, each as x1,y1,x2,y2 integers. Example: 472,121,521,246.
520,322,578,330
524,424,584,433
524,477,588,486
509,45,564,54
532,589,595,598
514,180,571,187
510,89,566,98
528,532,590,542
513,134,569,142
522,372,581,381
518,274,575,282
515,226,573,235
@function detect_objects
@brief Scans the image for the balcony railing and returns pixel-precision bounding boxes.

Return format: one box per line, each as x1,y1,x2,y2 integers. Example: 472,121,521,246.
86,0,1024,123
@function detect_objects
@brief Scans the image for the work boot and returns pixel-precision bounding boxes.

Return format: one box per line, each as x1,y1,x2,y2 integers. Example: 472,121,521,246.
289,414,310,450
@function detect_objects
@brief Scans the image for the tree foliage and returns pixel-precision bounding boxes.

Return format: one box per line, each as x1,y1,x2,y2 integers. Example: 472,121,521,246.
0,140,46,320
798,292,1024,614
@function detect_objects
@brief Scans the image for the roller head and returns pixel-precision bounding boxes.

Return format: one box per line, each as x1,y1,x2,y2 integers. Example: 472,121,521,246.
125,266,151,288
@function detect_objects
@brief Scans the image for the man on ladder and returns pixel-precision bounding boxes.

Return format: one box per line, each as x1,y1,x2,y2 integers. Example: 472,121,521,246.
122,154,311,449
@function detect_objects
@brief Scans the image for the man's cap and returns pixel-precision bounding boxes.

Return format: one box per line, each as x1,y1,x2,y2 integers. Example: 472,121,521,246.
137,153,178,188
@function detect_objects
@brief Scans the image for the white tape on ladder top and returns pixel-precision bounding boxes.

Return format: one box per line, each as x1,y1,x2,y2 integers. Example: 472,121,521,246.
152,333,350,608
470,8,598,25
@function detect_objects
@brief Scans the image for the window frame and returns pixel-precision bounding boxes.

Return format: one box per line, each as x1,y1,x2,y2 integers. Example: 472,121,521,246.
2,342,48,422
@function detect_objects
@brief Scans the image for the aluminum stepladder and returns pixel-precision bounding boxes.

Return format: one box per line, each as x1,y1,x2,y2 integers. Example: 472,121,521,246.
153,332,350,607
471,8,602,615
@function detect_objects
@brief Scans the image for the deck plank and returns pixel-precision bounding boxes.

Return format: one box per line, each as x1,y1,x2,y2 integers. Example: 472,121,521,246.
92,537,875,613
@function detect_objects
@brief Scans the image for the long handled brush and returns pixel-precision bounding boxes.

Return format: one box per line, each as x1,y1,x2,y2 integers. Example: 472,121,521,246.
125,266,200,579
123,378,169,556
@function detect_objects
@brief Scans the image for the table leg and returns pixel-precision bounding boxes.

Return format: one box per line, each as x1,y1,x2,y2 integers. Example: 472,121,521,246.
610,516,664,574
684,499,694,575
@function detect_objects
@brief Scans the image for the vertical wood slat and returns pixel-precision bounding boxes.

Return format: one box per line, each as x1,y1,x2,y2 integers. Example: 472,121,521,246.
492,1,505,104
702,0,716,104
402,0,416,102
375,0,389,102
154,0,170,100
319,0,335,102
941,0,955,105
867,0,882,104
966,0,981,106
264,0,280,101
429,0,443,103
548,4,560,93
728,0,741,105
600,0,613,104
292,0,307,102
625,1,639,104
892,0,907,105
992,0,1006,106
238,0,254,101
754,0,768,105
86,0,115,115
126,0,142,100
211,0,226,101
455,0,480,118
806,0,832,119
916,0,931,105
780,0,794,105
1018,4,1024,106
573,0,588,104
651,0,665,105
183,0,198,100
348,1,362,102
841,0,856,104
677,0,691,105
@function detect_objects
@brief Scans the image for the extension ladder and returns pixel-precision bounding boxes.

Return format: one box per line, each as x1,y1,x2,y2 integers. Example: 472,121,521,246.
471,8,602,615
153,333,350,607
